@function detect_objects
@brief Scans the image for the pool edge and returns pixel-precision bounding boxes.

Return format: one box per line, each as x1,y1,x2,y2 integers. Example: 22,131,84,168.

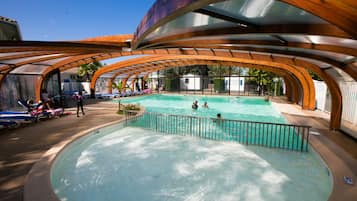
23,109,145,201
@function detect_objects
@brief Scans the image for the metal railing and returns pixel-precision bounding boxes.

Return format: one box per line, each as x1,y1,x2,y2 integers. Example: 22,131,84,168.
124,111,310,152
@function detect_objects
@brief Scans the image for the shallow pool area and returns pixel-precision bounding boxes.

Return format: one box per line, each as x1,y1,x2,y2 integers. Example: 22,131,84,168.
51,126,332,201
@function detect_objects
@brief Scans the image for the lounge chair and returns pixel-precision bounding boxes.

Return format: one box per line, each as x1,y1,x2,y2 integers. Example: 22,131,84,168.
0,120,19,129
0,112,36,122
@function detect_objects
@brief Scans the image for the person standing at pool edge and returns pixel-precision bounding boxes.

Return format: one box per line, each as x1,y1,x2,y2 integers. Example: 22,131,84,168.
73,91,85,117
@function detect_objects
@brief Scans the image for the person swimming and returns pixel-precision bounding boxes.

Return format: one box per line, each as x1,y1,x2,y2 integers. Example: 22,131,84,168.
202,101,208,108
192,100,198,110
213,113,223,123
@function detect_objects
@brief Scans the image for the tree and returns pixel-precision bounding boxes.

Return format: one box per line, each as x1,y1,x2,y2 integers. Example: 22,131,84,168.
180,65,208,75
247,69,277,95
78,61,103,81
164,67,179,78
208,65,228,77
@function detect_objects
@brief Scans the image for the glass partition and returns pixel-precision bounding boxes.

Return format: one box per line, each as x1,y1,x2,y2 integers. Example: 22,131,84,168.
0,74,38,110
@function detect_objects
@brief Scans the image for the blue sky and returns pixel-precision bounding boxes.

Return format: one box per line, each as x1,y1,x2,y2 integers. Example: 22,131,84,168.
2,0,155,41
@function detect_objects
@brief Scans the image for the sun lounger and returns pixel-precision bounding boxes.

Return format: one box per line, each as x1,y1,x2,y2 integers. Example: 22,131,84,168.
0,111,28,115
0,113,36,122
47,108,64,117
142,89,152,94
101,93,117,99
0,120,19,128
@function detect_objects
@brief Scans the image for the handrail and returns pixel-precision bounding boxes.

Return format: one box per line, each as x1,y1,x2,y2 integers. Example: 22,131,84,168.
124,111,311,152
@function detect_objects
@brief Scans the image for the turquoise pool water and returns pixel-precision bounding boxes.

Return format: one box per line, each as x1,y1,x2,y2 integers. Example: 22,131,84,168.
119,94,286,123
51,125,332,201
50,94,332,201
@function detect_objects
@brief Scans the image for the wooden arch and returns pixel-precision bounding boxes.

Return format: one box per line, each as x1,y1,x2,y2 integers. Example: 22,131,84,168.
89,55,314,109
30,48,343,129
105,60,302,103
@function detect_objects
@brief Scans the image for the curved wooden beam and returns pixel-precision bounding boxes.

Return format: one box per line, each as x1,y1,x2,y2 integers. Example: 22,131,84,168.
292,59,343,129
90,55,344,129
279,0,357,39
0,53,84,72
2,38,354,81
152,39,357,57
0,53,87,93
0,34,132,54
89,55,314,109
0,40,128,51
105,61,301,102
79,34,133,45
37,52,342,129
151,45,354,80
0,51,74,61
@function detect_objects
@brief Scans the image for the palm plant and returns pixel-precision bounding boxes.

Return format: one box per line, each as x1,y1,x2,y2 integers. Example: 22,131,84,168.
112,81,123,92
112,80,132,93
78,61,102,81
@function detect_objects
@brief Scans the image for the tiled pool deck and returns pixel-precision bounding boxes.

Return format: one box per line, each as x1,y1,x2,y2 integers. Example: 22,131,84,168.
0,98,356,201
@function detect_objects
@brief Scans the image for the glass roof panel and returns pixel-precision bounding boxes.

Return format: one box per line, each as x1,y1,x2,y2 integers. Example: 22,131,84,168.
286,47,354,62
0,54,63,65
278,35,311,43
307,36,357,49
208,0,327,25
145,12,236,41
235,44,355,62
100,68,130,78
214,44,353,63
278,35,357,49
117,74,129,78
0,52,40,58
177,34,279,42
33,56,72,66
10,64,48,75
99,73,115,78
325,67,355,82
169,34,357,51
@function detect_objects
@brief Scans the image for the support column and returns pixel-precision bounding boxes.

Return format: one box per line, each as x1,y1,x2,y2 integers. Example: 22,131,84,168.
108,79,113,94
56,70,63,107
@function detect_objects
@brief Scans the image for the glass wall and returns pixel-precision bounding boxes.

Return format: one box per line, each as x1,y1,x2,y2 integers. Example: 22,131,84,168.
42,70,62,107
0,74,37,110
146,66,282,96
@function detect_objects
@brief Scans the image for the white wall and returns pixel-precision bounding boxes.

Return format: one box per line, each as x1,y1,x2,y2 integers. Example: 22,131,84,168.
180,74,201,90
313,80,328,111
340,81,357,124
225,77,245,91
313,80,357,138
